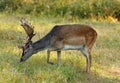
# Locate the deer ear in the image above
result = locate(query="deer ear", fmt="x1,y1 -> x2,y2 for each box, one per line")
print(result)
29,44 -> 33,49
29,41 -> 32,44
27,41 -> 32,46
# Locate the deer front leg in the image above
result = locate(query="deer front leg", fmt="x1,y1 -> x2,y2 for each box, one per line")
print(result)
47,47 -> 62,65
57,51 -> 61,66
47,50 -> 53,64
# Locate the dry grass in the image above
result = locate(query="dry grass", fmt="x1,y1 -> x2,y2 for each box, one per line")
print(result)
0,14 -> 120,83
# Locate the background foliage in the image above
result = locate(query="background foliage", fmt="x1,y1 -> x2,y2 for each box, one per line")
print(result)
0,0 -> 120,20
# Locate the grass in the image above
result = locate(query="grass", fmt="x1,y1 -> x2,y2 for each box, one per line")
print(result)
0,14 -> 120,83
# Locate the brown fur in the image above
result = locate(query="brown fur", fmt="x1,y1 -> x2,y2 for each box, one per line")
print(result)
49,24 -> 97,52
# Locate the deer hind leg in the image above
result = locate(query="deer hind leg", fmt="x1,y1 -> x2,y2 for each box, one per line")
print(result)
80,46 -> 91,73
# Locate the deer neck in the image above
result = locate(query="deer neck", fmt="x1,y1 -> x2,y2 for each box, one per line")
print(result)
32,35 -> 51,53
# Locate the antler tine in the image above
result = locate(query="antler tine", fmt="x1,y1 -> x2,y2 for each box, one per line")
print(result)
21,18 -> 33,28
20,18 -> 35,43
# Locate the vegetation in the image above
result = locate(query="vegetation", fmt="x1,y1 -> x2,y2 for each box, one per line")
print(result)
0,0 -> 120,20
0,0 -> 120,83
0,14 -> 120,83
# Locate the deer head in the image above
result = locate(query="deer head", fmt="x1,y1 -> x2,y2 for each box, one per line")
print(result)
19,18 -> 35,62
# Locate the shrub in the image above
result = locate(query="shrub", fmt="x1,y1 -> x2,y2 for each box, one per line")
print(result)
0,0 -> 120,20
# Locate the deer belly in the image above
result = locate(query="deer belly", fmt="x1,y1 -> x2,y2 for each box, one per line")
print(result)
63,45 -> 83,50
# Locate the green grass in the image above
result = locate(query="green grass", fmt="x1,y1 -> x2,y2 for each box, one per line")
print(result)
0,14 -> 120,83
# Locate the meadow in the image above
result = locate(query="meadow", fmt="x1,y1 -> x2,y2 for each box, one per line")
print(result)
0,14 -> 120,83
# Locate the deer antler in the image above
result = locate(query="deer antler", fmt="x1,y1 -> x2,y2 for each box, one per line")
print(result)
20,18 -> 35,44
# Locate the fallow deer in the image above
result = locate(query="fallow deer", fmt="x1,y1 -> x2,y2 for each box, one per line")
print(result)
18,18 -> 97,73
